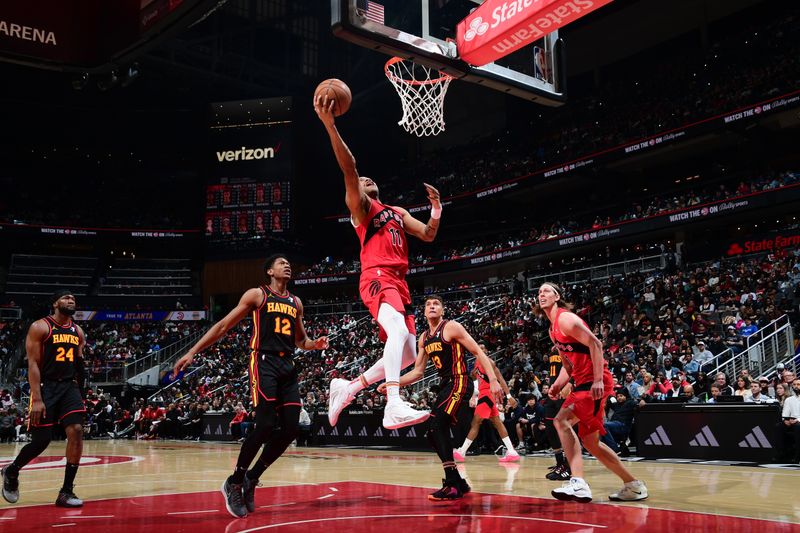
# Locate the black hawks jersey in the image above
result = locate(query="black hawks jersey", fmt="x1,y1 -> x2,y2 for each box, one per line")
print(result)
548,350 -> 563,385
422,320 -> 468,380
251,286 -> 298,357
42,316 -> 81,381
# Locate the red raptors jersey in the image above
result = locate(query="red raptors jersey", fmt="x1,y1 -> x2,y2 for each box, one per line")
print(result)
353,198 -> 409,274
549,307 -> 609,386
475,360 -> 492,396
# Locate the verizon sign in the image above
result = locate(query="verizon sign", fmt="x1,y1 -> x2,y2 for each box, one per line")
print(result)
456,0 -> 613,67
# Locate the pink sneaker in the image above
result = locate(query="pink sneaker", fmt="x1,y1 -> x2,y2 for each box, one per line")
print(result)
453,450 -> 465,462
498,452 -> 520,463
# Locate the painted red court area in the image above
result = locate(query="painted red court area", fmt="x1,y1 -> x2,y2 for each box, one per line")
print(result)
3,481 -> 798,533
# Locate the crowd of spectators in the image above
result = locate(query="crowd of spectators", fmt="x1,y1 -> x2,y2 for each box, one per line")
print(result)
377,10 -> 799,206
299,170 -> 799,277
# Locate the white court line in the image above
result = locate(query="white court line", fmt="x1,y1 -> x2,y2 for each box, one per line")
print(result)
237,514 -> 607,533
350,480 -> 800,526
366,496 -> 383,499
316,494 -> 335,500
0,517 -> 15,520
329,487 -> 338,492
259,502 -> 296,509
51,524 -> 76,528
167,509 -> 219,515
60,514 -> 114,520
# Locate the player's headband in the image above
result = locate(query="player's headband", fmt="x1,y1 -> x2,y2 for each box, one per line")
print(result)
541,282 -> 560,296
51,289 -> 75,304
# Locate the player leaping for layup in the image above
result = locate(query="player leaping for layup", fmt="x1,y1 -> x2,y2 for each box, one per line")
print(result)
538,282 -> 648,503
315,93 -> 442,430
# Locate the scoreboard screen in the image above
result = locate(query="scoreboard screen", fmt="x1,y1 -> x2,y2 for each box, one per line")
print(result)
206,97 -> 293,249
205,181 -> 292,239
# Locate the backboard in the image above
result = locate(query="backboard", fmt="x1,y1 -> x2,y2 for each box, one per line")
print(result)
331,0 -> 566,105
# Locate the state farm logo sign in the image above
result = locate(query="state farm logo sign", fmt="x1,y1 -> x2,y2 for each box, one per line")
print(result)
464,17 -> 490,41
726,232 -> 800,256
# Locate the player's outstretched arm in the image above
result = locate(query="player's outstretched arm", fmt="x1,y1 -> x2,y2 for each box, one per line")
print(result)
559,312 -> 605,399
313,94 -> 370,224
395,183 -> 442,243
294,296 -> 329,351
172,288 -> 262,377
446,321 -> 503,402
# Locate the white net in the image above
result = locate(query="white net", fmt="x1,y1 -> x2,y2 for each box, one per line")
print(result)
384,57 -> 454,137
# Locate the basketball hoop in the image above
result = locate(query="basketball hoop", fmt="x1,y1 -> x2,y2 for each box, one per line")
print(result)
384,57 -> 454,137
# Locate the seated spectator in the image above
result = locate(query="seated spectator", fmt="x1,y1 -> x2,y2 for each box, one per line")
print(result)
693,341 -> 714,367
776,383 -> 791,407
665,375 -> 685,399
681,352 -> 701,377
734,376 -> 753,401
229,405 -> 250,442
739,317 -> 759,338
601,389 -> 637,456
747,381 -> 775,404
705,384 -> 722,403
681,385 -> 699,403
713,373 -> 734,396
724,326 -> 744,355
647,372 -> 670,400
0,408 -> 15,443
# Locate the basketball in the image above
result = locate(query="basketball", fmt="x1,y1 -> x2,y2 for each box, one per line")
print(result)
314,78 -> 352,117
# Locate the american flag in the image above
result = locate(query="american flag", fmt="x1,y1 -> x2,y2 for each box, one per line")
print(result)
357,0 -> 385,25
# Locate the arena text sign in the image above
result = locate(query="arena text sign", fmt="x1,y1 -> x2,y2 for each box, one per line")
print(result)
456,0 -> 612,66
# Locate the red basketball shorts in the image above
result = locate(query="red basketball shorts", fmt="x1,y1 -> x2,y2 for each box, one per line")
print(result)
562,374 -> 614,438
359,267 -> 415,341
475,394 -> 500,419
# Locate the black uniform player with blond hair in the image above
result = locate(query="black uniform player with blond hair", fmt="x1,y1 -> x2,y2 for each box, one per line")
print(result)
2,290 -> 87,508
173,254 -> 328,519
383,295 -> 503,501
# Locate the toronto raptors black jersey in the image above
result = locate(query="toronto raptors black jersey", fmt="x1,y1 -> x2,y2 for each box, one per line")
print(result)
251,286 -> 298,356
42,316 -> 81,381
423,320 -> 468,380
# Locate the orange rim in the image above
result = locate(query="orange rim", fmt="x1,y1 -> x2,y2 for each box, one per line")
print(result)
384,57 -> 454,86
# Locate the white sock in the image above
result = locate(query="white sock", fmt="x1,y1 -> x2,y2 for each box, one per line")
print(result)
355,332 -> 417,392
458,438 -> 473,455
376,304 -> 408,404
502,436 -> 516,453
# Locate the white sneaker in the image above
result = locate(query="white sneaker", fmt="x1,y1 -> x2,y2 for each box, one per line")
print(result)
328,378 -> 355,427
382,400 -> 430,429
609,480 -> 648,501
551,477 -> 592,503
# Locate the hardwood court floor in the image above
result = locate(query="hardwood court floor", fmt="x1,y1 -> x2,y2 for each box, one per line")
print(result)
1,440 -> 799,532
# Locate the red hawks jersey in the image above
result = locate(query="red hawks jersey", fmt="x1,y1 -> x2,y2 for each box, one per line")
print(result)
475,360 -> 492,396
548,307 -> 609,386
353,198 -> 409,275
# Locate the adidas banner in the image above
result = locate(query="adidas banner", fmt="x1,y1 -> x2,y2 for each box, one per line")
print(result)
313,410 -> 466,448
636,404 -> 781,462
202,413 -> 236,441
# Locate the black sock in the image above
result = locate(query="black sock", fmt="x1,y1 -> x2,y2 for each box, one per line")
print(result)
62,463 -> 79,492
246,459 -> 267,481
229,466 -> 248,485
555,450 -> 565,467
443,463 -> 460,485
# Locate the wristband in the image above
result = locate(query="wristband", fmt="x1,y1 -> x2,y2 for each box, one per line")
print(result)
430,206 -> 442,220
506,394 -> 512,400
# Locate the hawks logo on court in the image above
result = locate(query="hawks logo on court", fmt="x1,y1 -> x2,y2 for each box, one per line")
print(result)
0,455 -> 141,471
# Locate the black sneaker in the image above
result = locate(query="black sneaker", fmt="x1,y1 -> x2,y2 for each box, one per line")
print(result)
428,479 -> 463,501
546,464 -> 571,481
221,478 -> 247,518
458,477 -> 471,494
55,490 -> 83,508
1,465 -> 19,504
242,476 -> 259,513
